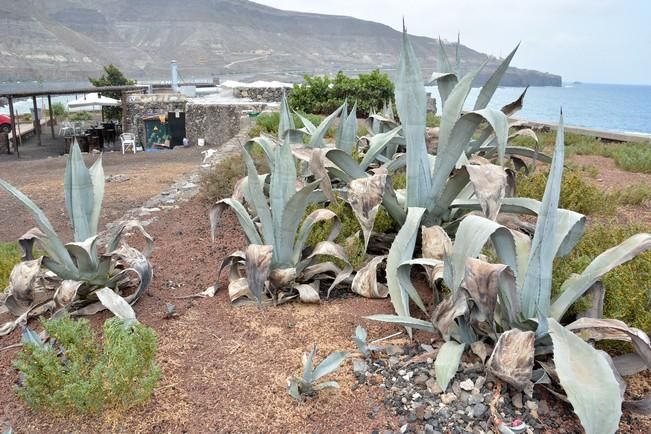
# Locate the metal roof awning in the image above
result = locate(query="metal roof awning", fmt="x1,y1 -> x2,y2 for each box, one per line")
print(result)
0,84 -> 147,99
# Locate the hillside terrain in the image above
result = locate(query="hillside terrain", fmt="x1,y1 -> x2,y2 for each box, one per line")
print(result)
0,0 -> 561,85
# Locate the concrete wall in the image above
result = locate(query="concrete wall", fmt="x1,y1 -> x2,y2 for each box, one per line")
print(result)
185,103 -> 244,147
232,86 -> 291,102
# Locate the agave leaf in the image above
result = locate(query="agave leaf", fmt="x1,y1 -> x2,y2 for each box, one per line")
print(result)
548,318 -> 622,434
446,215 -> 516,291
95,287 -> 136,320
244,244 -> 273,305
304,241 -> 352,297
312,351 -> 348,382
295,283 -> 320,304
245,136 -> 277,170
466,163 -> 507,220
565,317 -> 651,370
364,314 -> 435,332
313,380 -> 340,391
293,110 -> 317,135
5,259 -> 42,314
474,44 -> 520,110
351,255 -> 388,298
348,171 -> 387,251
486,329 -> 535,390
293,209 -> 339,263
623,397 -> 651,415
435,340 -> 465,391
431,288 -> 468,341
421,225 -> 451,284
212,202 -> 262,248
303,345 -> 317,384
359,126 -> 403,170
396,28 -> 432,209
387,207 -> 427,328
520,113 -> 564,317
325,149 -> 367,180
432,38 -> 458,105
240,148 -> 274,247
0,179 -> 75,270
462,258 -> 512,326
308,148 -> 337,204
276,180 -> 321,267
228,277 -> 251,302
278,92 -> 295,143
65,236 -> 99,274
336,101 -> 358,154
551,233 -> 651,321
21,326 -> 44,347
270,141 -> 297,247
52,280 -> 83,309
309,104 -> 344,148
501,87 -> 528,117
64,142 -> 94,241
87,155 -> 104,236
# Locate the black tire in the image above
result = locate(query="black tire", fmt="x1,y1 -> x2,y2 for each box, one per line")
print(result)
0,124 -> 10,133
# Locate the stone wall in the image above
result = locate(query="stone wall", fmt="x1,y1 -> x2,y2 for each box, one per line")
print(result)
185,103 -> 244,147
232,86 -> 291,102
123,94 -> 187,146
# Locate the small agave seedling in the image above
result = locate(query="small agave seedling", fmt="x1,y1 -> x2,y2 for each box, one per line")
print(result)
287,345 -> 348,400
351,325 -> 381,357
0,142 -> 151,335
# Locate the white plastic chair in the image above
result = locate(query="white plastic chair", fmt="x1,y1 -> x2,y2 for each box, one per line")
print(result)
120,133 -> 136,154
58,121 -> 74,137
72,121 -> 84,135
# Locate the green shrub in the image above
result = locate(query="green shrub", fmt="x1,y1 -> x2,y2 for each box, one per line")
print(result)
248,111 -> 324,138
516,169 -> 616,215
303,197 -> 398,270
0,242 -> 21,290
200,150 -> 266,203
613,144 -> 651,173
51,102 -> 67,118
69,111 -> 93,121
14,315 -> 160,414
289,70 -> 394,117
551,223 -> 651,335
426,113 -> 440,128
615,183 -> 651,206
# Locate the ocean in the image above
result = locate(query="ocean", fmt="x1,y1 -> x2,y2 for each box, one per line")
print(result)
426,82 -> 651,135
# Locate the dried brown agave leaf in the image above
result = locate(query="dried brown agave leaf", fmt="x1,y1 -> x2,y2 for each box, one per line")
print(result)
296,283 -> 320,304
269,267 -> 297,290
486,329 -> 535,390
309,148 -> 337,204
245,244 -> 273,304
421,225 -> 451,285
431,290 -> 468,341
18,227 -> 46,261
351,255 -> 389,298
53,280 -> 83,310
470,340 -> 492,364
228,277 -> 252,303
461,258 -> 510,325
305,241 -> 353,297
347,171 -> 388,251
566,317 -> 651,370
465,163 -> 507,221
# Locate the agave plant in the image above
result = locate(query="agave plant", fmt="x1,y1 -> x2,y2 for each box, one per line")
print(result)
287,344 -> 348,400
204,125 -> 352,304
369,119 -> 651,433
0,143 -> 152,336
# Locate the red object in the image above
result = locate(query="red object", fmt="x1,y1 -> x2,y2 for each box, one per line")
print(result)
0,114 -> 12,133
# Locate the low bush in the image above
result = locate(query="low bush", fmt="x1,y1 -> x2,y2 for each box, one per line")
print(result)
51,102 -> 67,118
248,111 -> 324,138
0,242 -> 21,290
289,70 -> 394,117
426,113 -> 441,128
551,223 -> 651,336
200,150 -> 266,203
516,169 -> 616,215
615,183 -> 651,206
613,144 -> 651,173
14,315 -> 160,414
69,111 -> 93,121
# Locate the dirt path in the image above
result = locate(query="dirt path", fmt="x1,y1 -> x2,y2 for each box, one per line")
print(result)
0,147 -> 208,243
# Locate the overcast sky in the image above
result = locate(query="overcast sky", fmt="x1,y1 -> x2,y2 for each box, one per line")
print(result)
253,0 -> 651,85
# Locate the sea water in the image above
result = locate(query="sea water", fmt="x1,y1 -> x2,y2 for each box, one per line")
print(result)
426,83 -> 651,135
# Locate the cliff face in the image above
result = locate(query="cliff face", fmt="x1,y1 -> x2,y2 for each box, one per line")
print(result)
0,0 -> 561,86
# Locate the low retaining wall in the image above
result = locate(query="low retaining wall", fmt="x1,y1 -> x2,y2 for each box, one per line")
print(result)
232,86 -> 292,102
123,94 -> 187,146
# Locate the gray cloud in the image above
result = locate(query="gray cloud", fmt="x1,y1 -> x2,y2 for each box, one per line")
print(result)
253,0 -> 651,85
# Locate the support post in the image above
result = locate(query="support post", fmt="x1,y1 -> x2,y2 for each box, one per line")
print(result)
32,95 -> 42,146
8,96 -> 18,157
48,95 -> 55,139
